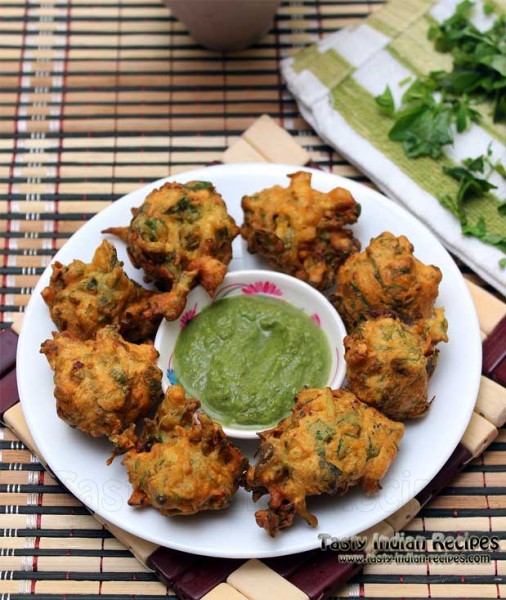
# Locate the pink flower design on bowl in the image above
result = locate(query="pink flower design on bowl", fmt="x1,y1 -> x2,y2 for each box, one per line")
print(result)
311,313 -> 321,327
241,281 -> 283,297
180,303 -> 198,328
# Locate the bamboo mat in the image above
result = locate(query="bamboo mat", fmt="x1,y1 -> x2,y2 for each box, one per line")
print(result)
1,0 -> 505,598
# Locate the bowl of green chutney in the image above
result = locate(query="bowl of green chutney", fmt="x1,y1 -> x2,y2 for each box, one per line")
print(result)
154,269 -> 347,439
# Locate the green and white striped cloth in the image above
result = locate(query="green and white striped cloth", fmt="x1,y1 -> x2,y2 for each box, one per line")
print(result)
281,0 -> 506,295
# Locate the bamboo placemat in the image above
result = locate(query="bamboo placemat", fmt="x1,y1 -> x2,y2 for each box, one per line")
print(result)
1,0 -> 506,598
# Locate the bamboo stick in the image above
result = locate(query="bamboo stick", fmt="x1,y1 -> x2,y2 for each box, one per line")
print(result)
461,412 -> 498,458
406,516 -> 492,532
474,376 -> 506,427
93,512 -> 157,568
101,581 -> 168,595
0,200 -> 112,214
0,513 -> 103,530
362,583 -> 499,598
428,495 -> 490,509
0,470 -> 56,486
466,279 -> 506,335
202,584 -> 249,600
0,492 -> 82,507
385,498 -> 421,532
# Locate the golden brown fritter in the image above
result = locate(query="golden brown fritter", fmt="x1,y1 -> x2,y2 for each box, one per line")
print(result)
245,387 -> 404,536
40,327 -> 163,439
344,309 -> 448,420
333,232 -> 442,329
103,180 -> 239,299
41,240 -> 189,342
413,308 -> 449,376
241,171 -> 361,290
120,385 -> 247,517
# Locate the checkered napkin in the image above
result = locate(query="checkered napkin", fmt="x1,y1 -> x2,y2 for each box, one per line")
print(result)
281,0 -> 506,296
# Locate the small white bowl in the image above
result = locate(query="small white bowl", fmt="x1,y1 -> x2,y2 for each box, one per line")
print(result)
154,269 -> 347,439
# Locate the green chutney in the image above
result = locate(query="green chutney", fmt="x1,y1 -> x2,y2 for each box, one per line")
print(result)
173,294 -> 331,428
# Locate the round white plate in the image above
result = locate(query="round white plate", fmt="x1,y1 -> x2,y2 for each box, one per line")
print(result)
17,163 -> 482,559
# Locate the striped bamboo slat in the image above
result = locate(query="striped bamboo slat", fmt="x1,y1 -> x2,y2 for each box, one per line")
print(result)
0,0 -> 395,328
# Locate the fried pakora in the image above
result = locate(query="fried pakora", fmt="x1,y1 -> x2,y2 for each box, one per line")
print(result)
41,240 -> 190,342
103,181 -> 239,299
245,387 -> 404,536
344,310 -> 448,420
40,326 -> 163,439
333,232 -> 442,329
241,171 -> 361,290
413,307 -> 450,376
119,385 -> 247,516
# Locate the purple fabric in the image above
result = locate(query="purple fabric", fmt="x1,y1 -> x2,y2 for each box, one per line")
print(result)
0,367 -> 19,421
0,329 -> 18,377
147,547 -> 201,587
483,315 -> 506,386
172,558 -> 243,600
288,552 -> 364,599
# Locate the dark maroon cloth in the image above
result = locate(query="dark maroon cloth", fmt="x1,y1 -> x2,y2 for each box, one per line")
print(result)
0,367 -> 20,421
264,549 -> 317,578
172,558 -> 243,600
483,315 -> 506,386
0,328 -> 18,377
147,547 -> 201,587
491,358 -> 506,388
288,552 -> 364,599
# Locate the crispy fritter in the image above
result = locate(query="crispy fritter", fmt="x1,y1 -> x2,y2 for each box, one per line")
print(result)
40,327 -> 163,439
344,309 -> 448,420
103,181 -> 239,298
413,308 -> 449,376
333,232 -> 442,329
120,385 -> 247,516
245,387 -> 404,536
241,171 -> 361,290
41,240 -> 189,342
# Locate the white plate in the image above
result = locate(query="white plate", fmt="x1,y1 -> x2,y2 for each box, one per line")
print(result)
17,163 -> 482,559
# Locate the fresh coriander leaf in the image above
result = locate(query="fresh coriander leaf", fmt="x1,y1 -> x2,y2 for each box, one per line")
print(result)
443,166 -> 471,181
484,2 -> 495,15
499,257 -> 506,269
438,194 -> 460,217
493,88 -> 506,122
461,217 -> 506,253
462,216 -> 487,237
456,102 -> 468,132
443,164 -> 497,199
479,54 -> 506,77
375,86 -> 395,116
460,177 -> 495,209
453,98 -> 481,128
462,155 -> 485,172
402,77 -> 436,104
427,24 -> 439,40
494,162 -> 506,178
389,105 -> 453,158
433,68 -> 485,95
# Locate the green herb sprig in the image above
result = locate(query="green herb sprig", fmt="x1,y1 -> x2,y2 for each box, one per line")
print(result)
374,0 -> 506,266
439,149 -> 506,257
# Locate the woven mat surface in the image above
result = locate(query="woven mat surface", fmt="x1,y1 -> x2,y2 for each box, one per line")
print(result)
1,0 -> 505,598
